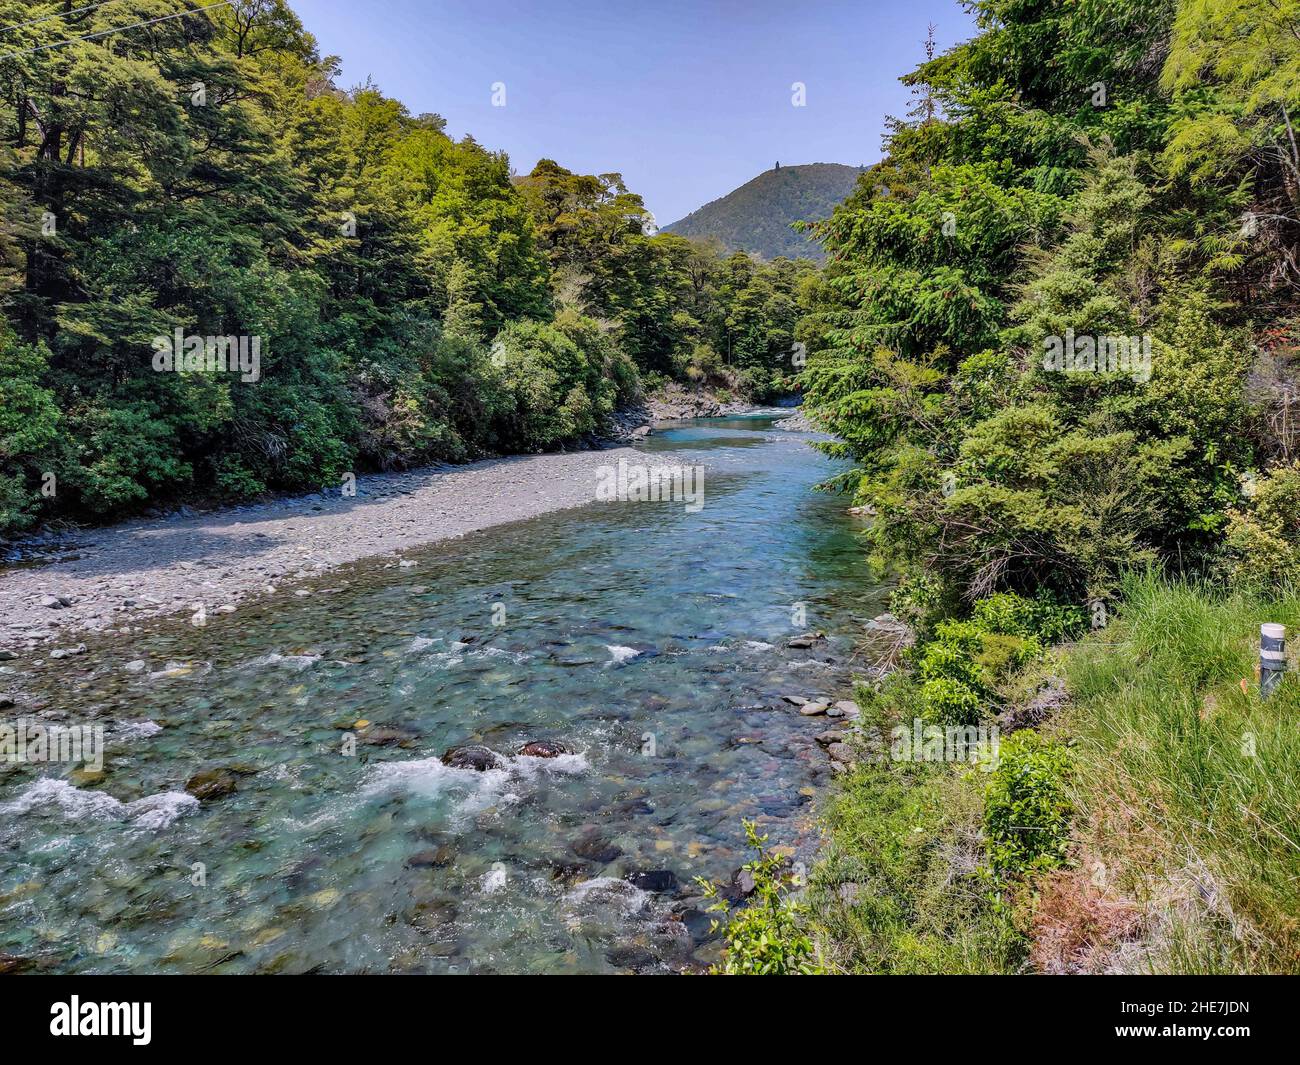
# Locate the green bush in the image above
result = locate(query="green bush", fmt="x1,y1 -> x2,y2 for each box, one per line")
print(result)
698,822 -> 822,975
1222,463 -> 1300,591
919,676 -> 983,725
983,730 -> 1072,879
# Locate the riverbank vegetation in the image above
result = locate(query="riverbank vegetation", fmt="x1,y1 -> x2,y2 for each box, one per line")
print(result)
780,0 -> 1300,975
0,1 -> 815,538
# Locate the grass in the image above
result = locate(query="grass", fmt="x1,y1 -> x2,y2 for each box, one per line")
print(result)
1060,573 -> 1300,973
807,573 -> 1300,974
807,680 -> 1025,974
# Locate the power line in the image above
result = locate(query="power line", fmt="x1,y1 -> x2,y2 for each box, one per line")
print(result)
0,1 -> 130,38
0,1 -> 236,61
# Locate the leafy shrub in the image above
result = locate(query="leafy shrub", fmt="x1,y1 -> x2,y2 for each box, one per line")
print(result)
983,730 -> 1072,879
697,822 -> 822,975
919,676 -> 982,725
1222,463 -> 1300,590
0,331 -> 61,536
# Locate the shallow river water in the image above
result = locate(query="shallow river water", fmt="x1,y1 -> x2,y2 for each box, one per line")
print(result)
0,415 -> 886,973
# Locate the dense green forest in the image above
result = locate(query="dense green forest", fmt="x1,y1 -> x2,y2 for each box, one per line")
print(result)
0,0 -> 815,537
783,0 -> 1300,974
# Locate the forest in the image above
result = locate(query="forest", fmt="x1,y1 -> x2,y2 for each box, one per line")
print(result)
0,0 -> 814,536
782,0 -> 1300,976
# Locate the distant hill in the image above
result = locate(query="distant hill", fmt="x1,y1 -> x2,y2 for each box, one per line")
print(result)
662,162 -> 867,262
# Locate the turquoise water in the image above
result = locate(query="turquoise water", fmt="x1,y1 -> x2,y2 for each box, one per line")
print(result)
0,415 -> 886,973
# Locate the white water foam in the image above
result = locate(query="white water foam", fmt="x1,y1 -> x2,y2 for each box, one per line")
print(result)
564,876 -> 651,917
606,645 -> 641,664
115,720 -> 163,741
2,778 -> 198,830
363,750 -> 589,822
243,652 -> 321,671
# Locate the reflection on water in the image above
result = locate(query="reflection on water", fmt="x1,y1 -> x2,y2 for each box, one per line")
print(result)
0,415 -> 885,973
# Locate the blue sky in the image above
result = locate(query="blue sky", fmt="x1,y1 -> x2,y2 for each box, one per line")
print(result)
292,1 -> 976,225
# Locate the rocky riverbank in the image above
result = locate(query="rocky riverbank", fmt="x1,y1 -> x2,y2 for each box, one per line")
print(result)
0,447 -> 650,654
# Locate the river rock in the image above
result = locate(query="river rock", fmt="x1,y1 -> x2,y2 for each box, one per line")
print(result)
732,868 -> 756,899
781,694 -> 807,706
49,644 -> 87,659
440,744 -> 506,772
185,767 -> 241,801
572,835 -> 623,863
0,694 -> 14,709
405,846 -> 454,869
0,649 -> 17,661
832,699 -> 861,719
826,742 -> 855,765
787,631 -> 825,649
517,740 -> 570,758
798,701 -> 830,716
624,869 -> 679,894
358,724 -> 418,748
815,730 -> 849,747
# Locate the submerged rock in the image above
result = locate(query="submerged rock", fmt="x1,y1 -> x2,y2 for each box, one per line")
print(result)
572,835 -> 623,864
358,724 -> 419,748
440,744 -> 506,772
624,869 -> 679,894
184,767 -> 242,801
405,846 -> 454,869
517,740 -> 570,758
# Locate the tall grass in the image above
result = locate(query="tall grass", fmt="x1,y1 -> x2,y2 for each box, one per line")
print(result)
1063,574 -> 1300,972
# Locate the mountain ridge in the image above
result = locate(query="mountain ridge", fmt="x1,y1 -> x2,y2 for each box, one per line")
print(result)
662,162 -> 867,261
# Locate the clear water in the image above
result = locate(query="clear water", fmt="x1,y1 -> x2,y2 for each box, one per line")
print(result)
0,415 -> 886,973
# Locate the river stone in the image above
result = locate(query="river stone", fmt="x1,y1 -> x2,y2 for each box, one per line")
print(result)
624,870 -> 679,894
185,767 -> 240,801
572,835 -> 623,863
0,650 -> 17,661
826,742 -> 855,765
517,740 -> 570,758
0,694 -> 14,709
732,868 -> 756,898
440,744 -> 506,772
815,730 -> 849,747
798,701 -> 830,716
781,694 -> 807,706
832,699 -> 861,719
358,724 -> 418,748
405,846 -> 454,869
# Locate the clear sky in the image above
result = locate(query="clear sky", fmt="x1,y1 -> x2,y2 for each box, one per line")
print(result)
291,0 -> 976,226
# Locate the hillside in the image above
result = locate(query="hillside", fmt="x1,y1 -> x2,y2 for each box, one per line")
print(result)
663,162 -> 866,261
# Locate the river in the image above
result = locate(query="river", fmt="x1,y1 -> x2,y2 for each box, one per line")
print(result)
0,414 -> 887,973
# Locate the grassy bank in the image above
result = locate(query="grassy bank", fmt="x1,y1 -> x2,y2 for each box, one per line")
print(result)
800,576 -> 1300,975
